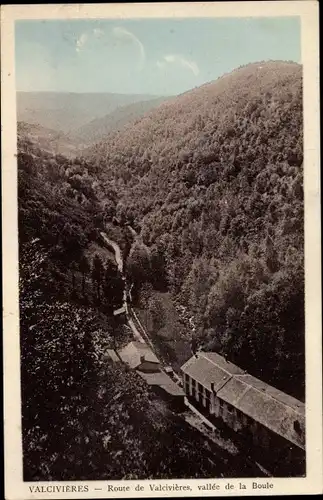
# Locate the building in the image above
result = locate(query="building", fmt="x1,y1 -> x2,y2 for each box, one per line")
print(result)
118,341 -> 184,411
118,341 -> 160,372
181,351 -> 305,475
138,370 -> 185,412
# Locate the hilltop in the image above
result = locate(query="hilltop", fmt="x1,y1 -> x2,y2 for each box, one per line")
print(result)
84,61 -> 304,399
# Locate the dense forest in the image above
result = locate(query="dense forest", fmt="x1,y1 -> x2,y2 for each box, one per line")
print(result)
20,214 -> 254,480
84,61 -> 305,399
18,124 -> 256,480
18,59 -> 305,479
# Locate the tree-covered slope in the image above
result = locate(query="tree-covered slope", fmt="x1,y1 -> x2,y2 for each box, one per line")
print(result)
85,61 -> 304,399
20,240 -> 256,480
73,96 -> 172,146
17,121 -> 81,157
19,134 -> 251,480
17,132 -> 110,259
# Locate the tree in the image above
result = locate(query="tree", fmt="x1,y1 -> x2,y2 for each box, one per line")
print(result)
79,255 -> 90,298
150,243 -> 168,291
126,242 -> 151,287
102,260 -> 124,313
91,254 -> 104,305
70,261 -> 78,297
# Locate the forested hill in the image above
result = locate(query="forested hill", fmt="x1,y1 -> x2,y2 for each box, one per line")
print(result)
19,123 -> 237,481
84,60 -> 304,399
72,96 -> 172,146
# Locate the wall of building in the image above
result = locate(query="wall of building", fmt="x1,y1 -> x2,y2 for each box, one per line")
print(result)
138,361 -> 160,373
153,386 -> 185,413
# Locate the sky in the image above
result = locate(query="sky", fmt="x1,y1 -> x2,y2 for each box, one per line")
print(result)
15,17 -> 301,96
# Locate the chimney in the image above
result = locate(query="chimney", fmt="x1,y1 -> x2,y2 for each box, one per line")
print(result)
211,382 -> 215,393
140,355 -> 145,364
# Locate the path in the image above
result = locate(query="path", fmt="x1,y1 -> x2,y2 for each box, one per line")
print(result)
100,231 -> 145,343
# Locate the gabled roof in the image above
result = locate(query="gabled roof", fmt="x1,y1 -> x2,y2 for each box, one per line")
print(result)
202,352 -> 246,376
181,351 -> 245,392
227,378 -> 305,450
138,371 -> 184,396
235,374 -> 305,416
181,352 -> 305,450
118,341 -> 159,369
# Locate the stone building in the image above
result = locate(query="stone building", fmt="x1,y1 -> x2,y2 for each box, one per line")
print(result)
181,351 -> 305,475
118,341 -> 184,411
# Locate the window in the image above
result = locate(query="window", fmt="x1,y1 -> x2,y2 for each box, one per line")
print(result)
227,404 -> 233,414
294,420 -> 302,435
183,374 -> 189,393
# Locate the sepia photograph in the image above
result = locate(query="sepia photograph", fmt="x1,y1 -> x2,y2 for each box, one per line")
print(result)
2,2 -> 321,499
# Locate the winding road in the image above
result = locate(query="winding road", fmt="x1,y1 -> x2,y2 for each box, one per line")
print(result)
100,231 -> 146,343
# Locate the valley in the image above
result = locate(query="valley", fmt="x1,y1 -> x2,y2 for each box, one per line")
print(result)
17,91 -> 171,155
18,60 -> 305,480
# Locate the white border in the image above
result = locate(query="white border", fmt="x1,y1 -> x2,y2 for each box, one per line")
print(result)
1,2 -> 322,499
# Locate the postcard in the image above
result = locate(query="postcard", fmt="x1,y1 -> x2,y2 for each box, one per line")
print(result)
1,2 -> 322,499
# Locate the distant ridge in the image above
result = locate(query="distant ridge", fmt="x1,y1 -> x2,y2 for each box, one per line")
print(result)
17,91 -> 169,134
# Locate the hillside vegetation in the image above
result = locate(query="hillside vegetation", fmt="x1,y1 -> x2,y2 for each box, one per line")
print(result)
72,96 -> 172,146
17,122 -> 80,157
85,61 -> 304,399
19,123 -> 258,480
21,240 -> 255,480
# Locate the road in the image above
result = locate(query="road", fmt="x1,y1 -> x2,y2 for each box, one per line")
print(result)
100,232 -> 123,273
100,231 -> 146,343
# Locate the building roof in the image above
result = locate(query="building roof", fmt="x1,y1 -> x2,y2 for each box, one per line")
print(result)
118,341 -> 160,369
181,352 -> 244,392
138,371 -> 184,396
105,349 -> 121,363
215,376 -> 248,406
235,374 -> 305,416
202,352 -> 246,376
181,352 -> 305,450
229,379 -> 305,450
